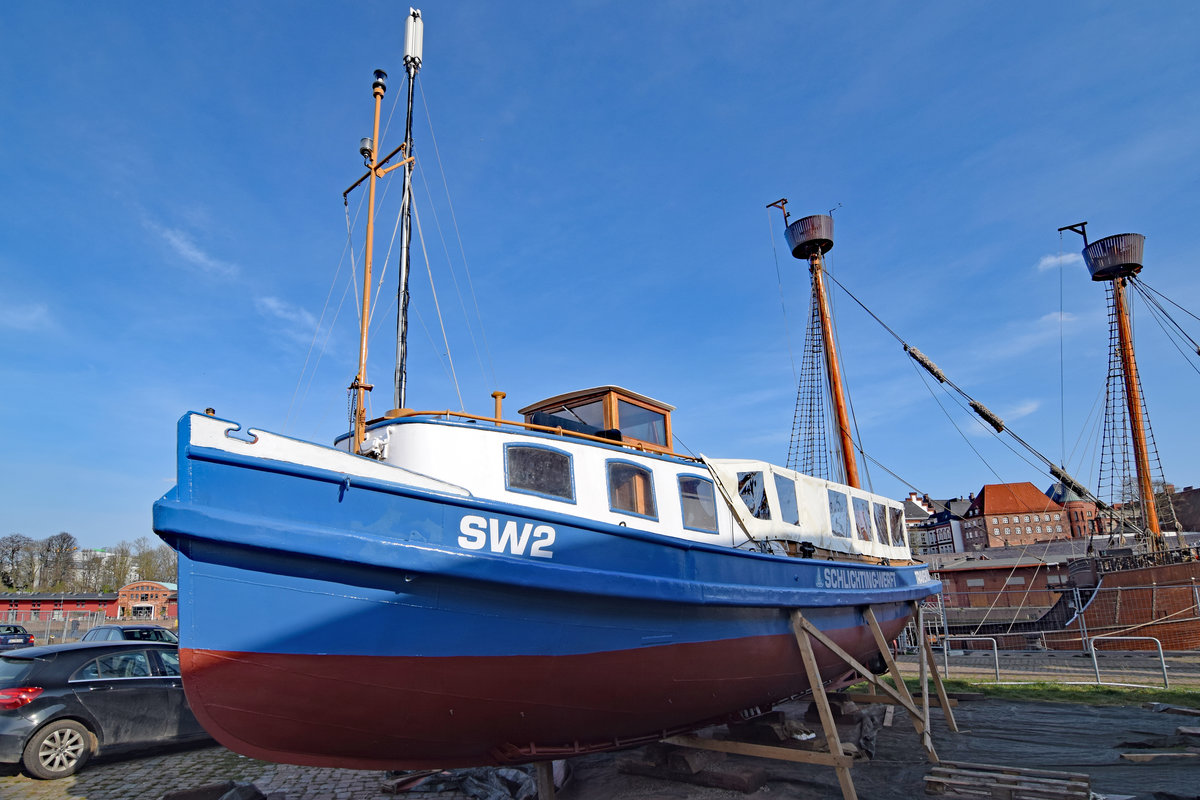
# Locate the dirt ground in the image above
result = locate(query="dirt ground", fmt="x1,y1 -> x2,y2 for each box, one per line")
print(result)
551,696 -> 1200,800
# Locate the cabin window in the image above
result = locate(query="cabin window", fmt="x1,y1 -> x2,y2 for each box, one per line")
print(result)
852,497 -> 872,542
966,578 -> 985,588
1006,577 -> 1026,586
773,474 -> 800,525
617,400 -> 667,446
607,460 -> 657,519
504,444 -> 575,502
888,507 -> 906,546
679,476 -> 718,533
827,490 -> 851,538
872,503 -> 889,545
737,471 -> 771,520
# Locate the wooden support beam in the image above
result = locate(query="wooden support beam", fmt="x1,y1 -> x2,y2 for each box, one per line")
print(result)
843,693 -> 956,708
790,610 -> 932,744
791,610 -> 858,800
863,605 -> 944,757
535,761 -> 555,800
663,734 -> 853,768
914,601 -> 959,734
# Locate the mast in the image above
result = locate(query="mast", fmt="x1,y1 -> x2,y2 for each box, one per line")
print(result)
1065,223 -> 1165,550
348,69 -> 389,454
771,200 -> 861,488
393,7 -> 423,412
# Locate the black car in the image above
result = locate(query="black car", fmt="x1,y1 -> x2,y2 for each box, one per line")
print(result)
0,626 -> 34,652
79,624 -> 178,643
0,641 -> 208,778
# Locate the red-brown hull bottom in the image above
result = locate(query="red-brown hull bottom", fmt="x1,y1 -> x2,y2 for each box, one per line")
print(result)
182,620 -> 900,769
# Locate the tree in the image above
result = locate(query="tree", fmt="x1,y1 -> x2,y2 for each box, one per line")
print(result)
100,541 -> 133,592
38,532 -> 79,591
0,534 -> 34,589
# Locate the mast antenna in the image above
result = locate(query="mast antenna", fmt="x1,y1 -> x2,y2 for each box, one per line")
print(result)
393,7 -> 424,412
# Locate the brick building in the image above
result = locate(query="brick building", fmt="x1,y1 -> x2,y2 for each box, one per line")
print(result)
116,580 -> 178,620
960,482 -> 1069,551
1045,482 -> 1102,538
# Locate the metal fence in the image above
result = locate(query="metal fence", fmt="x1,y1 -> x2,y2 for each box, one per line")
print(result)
898,588 -> 1200,688
2,610 -> 110,644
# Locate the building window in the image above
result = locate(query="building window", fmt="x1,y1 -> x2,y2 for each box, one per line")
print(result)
1054,514 -> 1061,521
1006,577 -> 1027,586
992,527 -> 999,535
991,517 -> 998,525
1001,516 -> 1008,524
1056,525 -> 1063,533
1026,526 -> 1032,534
1023,515 -> 1030,523
1004,527 -> 1010,535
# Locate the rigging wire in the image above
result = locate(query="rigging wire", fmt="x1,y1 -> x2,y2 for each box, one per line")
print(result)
1057,232 -> 1066,468
415,147 -> 490,389
418,81 -> 499,390
767,208 -> 800,388
412,199 -> 464,410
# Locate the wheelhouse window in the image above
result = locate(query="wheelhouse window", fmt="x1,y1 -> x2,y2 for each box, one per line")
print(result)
852,497 -> 872,542
888,507 -> 906,546
608,461 -> 657,519
737,471 -> 771,520
679,476 -> 718,533
828,490 -> 851,538
872,503 -> 889,545
617,400 -> 667,446
773,474 -> 800,525
505,444 -> 575,502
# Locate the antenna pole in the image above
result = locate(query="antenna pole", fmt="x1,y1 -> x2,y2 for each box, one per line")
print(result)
394,8 -> 423,411
350,70 -> 388,454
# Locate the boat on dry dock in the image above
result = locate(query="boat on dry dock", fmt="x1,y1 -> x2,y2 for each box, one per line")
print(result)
152,9 -> 939,770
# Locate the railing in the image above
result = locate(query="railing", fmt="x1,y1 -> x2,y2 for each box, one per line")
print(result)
1089,635 -> 1169,689
939,636 -> 1000,681
1094,545 -> 1200,575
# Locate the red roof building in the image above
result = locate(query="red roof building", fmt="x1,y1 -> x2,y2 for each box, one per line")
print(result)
960,482 -> 1069,551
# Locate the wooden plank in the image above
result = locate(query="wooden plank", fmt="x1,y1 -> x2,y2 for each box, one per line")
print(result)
924,775 -> 1089,800
929,768 -> 1090,790
938,761 -> 1091,782
535,760 -> 555,800
1120,752 -> 1200,763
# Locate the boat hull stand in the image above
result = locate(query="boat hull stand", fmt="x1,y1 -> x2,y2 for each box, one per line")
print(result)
153,412 -> 941,770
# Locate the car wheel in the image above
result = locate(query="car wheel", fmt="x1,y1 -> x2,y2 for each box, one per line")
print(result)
22,719 -> 93,779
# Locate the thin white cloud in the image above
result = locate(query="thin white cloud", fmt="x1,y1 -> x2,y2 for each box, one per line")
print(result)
145,219 -> 238,278
982,311 -> 1078,360
1,300 -> 53,331
1036,252 -> 1084,272
256,296 -> 319,347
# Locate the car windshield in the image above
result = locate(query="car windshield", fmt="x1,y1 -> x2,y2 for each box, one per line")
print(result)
126,628 -> 178,643
0,656 -> 35,684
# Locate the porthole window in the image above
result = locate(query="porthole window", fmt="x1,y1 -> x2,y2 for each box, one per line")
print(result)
679,476 -> 718,533
608,461 -> 657,519
505,444 -> 574,502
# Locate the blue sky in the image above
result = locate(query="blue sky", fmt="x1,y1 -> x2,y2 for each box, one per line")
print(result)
2,2 -> 1198,549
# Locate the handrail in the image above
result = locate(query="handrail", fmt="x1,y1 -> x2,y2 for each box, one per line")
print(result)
369,409 -> 699,461
1089,635 -> 1169,689
939,636 -> 1000,682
